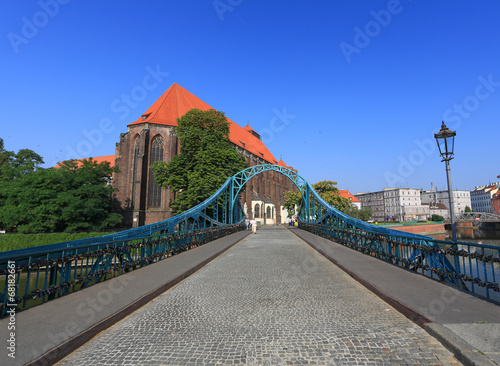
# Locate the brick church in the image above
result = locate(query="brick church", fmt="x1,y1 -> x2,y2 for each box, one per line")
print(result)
103,83 -> 297,228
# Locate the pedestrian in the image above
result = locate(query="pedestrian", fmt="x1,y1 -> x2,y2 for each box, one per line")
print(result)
251,218 -> 257,234
245,218 -> 250,230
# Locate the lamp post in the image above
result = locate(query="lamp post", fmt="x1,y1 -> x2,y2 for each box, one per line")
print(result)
434,121 -> 457,243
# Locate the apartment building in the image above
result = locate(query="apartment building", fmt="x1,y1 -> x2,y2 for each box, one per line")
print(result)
356,188 -> 428,222
470,183 -> 500,213
355,191 -> 385,221
421,189 -> 471,216
492,192 -> 500,216
383,188 -> 427,222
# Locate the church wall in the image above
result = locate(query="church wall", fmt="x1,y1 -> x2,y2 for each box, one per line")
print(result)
113,123 -> 178,227
113,123 -> 297,228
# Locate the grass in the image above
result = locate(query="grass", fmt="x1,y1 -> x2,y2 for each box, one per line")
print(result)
0,232 -> 115,253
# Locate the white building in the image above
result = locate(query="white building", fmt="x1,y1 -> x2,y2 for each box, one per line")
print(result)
383,188 -> 427,222
421,202 -> 450,219
470,183 -> 500,213
249,195 -> 278,225
357,188 -> 428,222
421,189 -> 471,217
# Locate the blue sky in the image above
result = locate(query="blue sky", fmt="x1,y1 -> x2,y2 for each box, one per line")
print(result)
1,1 -> 499,195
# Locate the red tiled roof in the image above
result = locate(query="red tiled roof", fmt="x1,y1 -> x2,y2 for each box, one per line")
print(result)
277,159 -> 288,168
128,83 -> 279,164
55,155 -> 115,168
339,190 -> 360,203
277,158 -> 296,171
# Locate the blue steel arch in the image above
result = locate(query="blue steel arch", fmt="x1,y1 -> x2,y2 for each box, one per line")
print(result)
299,180 -> 464,288
228,164 -> 310,222
3,164 -> 497,316
227,166 -> 463,289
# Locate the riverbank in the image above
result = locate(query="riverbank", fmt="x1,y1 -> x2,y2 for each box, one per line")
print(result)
381,223 -> 446,235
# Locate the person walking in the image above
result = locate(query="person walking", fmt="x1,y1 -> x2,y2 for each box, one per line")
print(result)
250,218 -> 257,234
245,218 -> 250,230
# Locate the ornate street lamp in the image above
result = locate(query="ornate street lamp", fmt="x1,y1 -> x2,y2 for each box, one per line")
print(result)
434,121 -> 457,243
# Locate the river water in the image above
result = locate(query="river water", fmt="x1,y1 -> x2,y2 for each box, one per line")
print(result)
427,227 -> 500,302
429,227 -> 500,247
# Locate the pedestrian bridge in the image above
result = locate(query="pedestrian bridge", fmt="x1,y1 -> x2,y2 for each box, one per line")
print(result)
1,226 -> 499,365
0,164 -> 499,364
455,211 -> 500,222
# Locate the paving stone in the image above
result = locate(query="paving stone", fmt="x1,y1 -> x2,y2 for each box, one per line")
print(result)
56,227 -> 461,365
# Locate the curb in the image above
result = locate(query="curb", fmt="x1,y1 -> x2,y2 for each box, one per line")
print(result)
425,323 -> 496,366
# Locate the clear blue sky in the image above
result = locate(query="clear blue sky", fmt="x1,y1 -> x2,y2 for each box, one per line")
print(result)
2,1 -> 499,194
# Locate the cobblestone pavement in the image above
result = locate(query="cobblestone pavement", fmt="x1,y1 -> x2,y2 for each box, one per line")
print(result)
56,227 -> 461,365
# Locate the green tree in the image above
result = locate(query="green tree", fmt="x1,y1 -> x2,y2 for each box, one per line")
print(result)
0,168 -> 63,233
0,138 -> 44,181
152,109 -> 248,213
345,206 -> 373,222
0,138 -> 14,179
464,205 -> 472,212
0,139 -> 45,228
0,157 -> 122,233
431,214 -> 444,222
56,158 -> 122,232
283,180 -> 352,217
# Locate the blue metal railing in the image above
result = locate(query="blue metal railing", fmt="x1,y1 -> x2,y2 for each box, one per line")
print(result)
298,181 -> 500,302
0,172 -> 248,316
1,164 -> 498,317
0,224 -> 244,316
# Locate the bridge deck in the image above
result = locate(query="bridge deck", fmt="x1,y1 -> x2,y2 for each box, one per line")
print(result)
54,226 -> 463,365
1,226 -> 498,365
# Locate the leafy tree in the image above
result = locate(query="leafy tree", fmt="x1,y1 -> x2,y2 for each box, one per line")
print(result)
0,138 -> 14,179
0,138 -> 44,181
345,206 -> 373,222
0,139 -> 45,227
152,109 -> 248,213
431,214 -> 444,222
464,205 -> 472,212
0,157 -> 122,233
56,158 -> 122,232
283,180 -> 352,217
0,168 -> 63,233
283,190 -> 302,217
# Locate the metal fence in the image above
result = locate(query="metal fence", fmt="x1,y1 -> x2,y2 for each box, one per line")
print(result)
0,224 -> 244,316
300,223 -> 500,302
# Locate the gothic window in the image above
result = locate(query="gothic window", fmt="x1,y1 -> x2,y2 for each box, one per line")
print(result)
148,135 -> 164,208
131,136 -> 140,209
266,206 -> 272,219
254,204 -> 260,218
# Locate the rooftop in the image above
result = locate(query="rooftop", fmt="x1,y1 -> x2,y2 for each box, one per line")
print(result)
128,83 -> 283,166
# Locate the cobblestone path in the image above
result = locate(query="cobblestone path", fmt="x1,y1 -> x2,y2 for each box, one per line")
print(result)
57,227 -> 461,365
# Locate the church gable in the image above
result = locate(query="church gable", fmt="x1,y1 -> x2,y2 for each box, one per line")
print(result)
128,83 -> 279,165
111,83 -> 296,228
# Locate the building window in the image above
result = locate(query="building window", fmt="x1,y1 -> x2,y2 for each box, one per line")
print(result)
148,135 -> 164,208
131,136 -> 140,210
266,206 -> 272,219
254,204 -> 260,218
